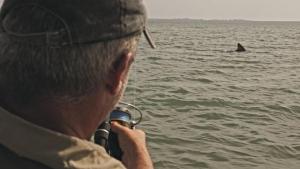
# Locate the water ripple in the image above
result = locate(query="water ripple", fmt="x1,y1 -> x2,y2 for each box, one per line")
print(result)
126,20 -> 300,169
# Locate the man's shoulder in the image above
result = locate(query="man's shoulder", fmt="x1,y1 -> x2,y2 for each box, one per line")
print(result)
0,144 -> 53,169
0,143 -> 126,169
0,107 -> 126,169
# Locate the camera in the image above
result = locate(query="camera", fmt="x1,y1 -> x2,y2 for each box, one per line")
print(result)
94,102 -> 142,160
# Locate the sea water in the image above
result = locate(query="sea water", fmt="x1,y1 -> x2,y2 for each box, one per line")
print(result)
124,19 -> 300,169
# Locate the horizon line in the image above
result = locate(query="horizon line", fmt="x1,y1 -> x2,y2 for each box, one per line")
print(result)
149,17 -> 300,22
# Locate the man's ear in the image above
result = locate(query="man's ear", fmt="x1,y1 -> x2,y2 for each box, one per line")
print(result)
106,52 -> 134,95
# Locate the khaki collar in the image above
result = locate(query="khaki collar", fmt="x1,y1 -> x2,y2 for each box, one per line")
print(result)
0,106 -> 123,169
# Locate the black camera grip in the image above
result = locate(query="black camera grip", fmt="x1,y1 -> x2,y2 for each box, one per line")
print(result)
94,120 -> 110,152
108,131 -> 123,160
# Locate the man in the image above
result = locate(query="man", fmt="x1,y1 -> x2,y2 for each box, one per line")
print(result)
0,0 -> 155,169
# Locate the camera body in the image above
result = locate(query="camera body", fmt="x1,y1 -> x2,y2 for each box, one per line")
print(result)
94,106 -> 139,160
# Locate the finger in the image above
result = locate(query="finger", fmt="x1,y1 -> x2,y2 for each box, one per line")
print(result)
111,121 -> 130,134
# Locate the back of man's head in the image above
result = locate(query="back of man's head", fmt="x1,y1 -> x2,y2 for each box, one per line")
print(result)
0,0 -> 148,106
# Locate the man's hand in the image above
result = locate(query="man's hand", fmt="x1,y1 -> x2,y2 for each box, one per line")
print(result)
111,122 -> 154,169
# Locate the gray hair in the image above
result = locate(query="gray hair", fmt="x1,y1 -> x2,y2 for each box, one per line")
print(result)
0,6 -> 139,105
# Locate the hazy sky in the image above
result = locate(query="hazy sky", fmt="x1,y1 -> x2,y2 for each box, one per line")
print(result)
0,0 -> 299,21
145,0 -> 300,21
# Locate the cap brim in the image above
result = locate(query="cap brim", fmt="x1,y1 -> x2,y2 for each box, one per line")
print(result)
143,28 -> 156,49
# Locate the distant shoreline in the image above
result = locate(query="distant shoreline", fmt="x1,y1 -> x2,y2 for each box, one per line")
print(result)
149,18 -> 300,23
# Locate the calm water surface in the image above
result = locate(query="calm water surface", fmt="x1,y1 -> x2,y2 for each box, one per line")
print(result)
124,20 -> 300,169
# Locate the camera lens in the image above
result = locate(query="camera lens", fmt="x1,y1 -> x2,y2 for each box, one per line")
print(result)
110,107 -> 132,128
